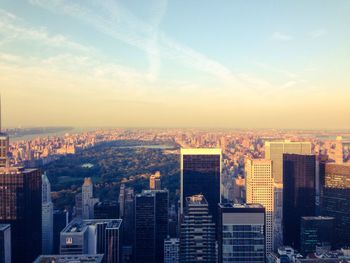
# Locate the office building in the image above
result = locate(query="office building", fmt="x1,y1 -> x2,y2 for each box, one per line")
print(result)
118,184 -> 125,218
321,163 -> 350,248
300,216 -> 334,255
33,254 -> 104,263
265,141 -> 311,250
164,237 -> 179,263
135,190 -> 169,263
0,98 -> 9,169
0,224 -> 11,263
218,203 -> 265,263
42,173 -> 54,254
245,159 -> 274,253
0,166 -> 42,263
180,148 -> 222,224
150,171 -> 162,190
122,187 -> 134,246
82,178 -> 99,219
94,201 -> 119,219
53,209 -> 69,254
179,195 -> 216,263
60,219 -> 122,263
283,154 -> 316,249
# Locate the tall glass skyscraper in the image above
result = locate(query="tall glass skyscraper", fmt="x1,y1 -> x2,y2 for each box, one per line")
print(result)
180,148 -> 222,223
218,203 -> 265,263
0,166 -> 42,263
135,190 -> 169,263
283,154 -> 316,249
321,163 -> 350,248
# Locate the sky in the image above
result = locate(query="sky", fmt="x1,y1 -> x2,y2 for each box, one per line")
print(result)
0,0 -> 349,129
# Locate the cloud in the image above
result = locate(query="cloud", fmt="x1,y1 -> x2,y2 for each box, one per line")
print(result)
310,29 -> 327,39
272,32 -> 293,41
28,0 -> 239,84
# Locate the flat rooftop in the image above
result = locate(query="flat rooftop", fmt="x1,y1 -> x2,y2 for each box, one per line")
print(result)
33,254 -> 104,263
301,216 -> 335,221
62,219 -> 122,234
219,203 -> 264,209
181,148 -> 222,155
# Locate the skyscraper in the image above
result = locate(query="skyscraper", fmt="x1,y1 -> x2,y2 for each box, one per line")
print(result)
300,216 -> 334,255
0,224 -> 11,263
0,97 -> 9,169
118,184 -> 125,218
0,166 -> 42,263
245,159 -> 274,253
94,201 -> 119,219
218,203 -> 265,263
265,141 -> 312,250
42,173 -> 53,254
82,177 -> 99,219
179,195 -> 216,263
320,163 -> 350,248
135,190 -> 169,263
60,219 -> 122,263
283,154 -> 316,249
53,209 -> 68,254
150,171 -> 161,190
180,148 -> 222,223
164,237 -> 179,263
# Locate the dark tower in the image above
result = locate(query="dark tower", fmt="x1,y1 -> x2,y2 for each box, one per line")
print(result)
283,154 -> 316,249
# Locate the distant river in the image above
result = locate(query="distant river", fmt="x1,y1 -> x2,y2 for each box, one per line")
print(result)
11,127 -> 94,142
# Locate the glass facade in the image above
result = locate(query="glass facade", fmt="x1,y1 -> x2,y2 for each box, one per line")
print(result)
283,154 -> 316,249
321,163 -> 350,248
181,151 -> 221,224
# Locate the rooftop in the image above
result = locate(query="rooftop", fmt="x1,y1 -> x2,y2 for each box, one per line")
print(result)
33,254 -> 104,263
0,224 -> 10,231
186,194 -> 207,205
219,203 -> 264,209
62,219 -> 122,234
181,148 -> 221,155
301,216 -> 335,221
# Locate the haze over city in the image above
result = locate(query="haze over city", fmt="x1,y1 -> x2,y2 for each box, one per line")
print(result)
1,0 -> 349,129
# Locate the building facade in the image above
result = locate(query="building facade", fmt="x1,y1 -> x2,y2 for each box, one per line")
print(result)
42,173 -> 53,254
0,224 -> 11,263
0,166 -> 42,263
179,195 -> 216,263
135,190 -> 169,263
180,148 -> 222,224
321,163 -> 350,248
218,204 -> 265,263
245,159 -> 274,253
164,237 -> 179,263
300,216 -> 334,255
283,154 -> 316,249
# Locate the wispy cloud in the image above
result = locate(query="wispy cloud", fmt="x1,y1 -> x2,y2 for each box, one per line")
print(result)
272,31 -> 293,41
310,29 -> 327,39
28,0 -> 239,84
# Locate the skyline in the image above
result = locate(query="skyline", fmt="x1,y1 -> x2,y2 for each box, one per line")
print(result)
0,0 -> 349,129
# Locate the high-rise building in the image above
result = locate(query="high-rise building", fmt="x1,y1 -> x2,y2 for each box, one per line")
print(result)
245,159 -> 274,253
265,141 -> 312,250
265,141 -> 312,184
135,190 -> 169,263
60,219 -> 122,263
0,166 -> 42,263
180,148 -> 222,224
320,163 -> 350,248
150,171 -> 162,190
164,237 -> 179,263
0,224 -> 11,263
283,154 -> 316,249
122,187 -> 134,246
94,201 -> 119,219
82,178 -> 99,219
0,97 -> 9,169
179,195 -> 216,263
218,203 -> 265,263
53,209 -> 68,254
118,184 -> 125,218
300,216 -> 334,255
42,173 -> 53,254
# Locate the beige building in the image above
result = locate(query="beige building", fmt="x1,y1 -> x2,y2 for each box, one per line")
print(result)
245,159 -> 274,253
